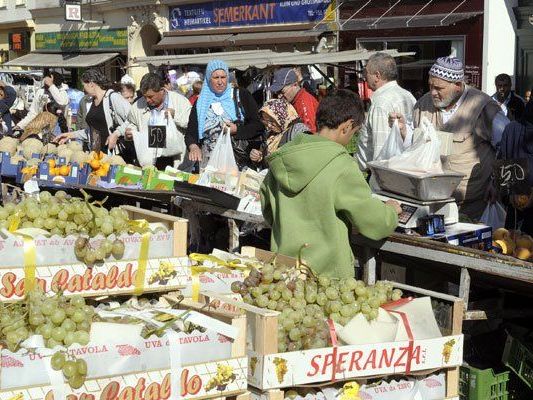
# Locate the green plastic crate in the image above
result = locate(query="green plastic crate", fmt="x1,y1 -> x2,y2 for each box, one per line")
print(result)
503,334 -> 533,389
460,365 -> 510,400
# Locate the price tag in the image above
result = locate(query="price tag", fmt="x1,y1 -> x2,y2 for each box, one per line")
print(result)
494,159 -> 529,194
148,125 -> 166,149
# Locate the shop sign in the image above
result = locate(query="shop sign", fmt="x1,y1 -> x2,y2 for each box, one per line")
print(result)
169,0 -> 335,31
35,28 -> 127,51
65,0 -> 82,21
8,32 -> 29,51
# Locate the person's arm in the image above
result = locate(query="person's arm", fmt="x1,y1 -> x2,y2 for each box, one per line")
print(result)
491,111 -> 510,151
234,89 -> 263,140
15,91 -> 41,129
335,164 -> 398,240
185,103 -> 199,148
0,99 -> 10,114
48,85 -> 69,106
172,93 -> 192,130
259,173 -> 274,227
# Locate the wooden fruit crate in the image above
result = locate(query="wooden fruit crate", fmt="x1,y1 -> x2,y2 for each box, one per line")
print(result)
0,294 -> 249,400
121,205 -> 188,257
209,247 -> 463,397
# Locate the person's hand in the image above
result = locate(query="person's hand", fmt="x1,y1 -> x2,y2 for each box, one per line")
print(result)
43,76 -> 53,87
53,132 -> 74,144
250,149 -> 263,162
165,108 -> 175,119
484,182 -> 498,204
106,132 -> 120,150
188,144 -> 202,162
389,112 -> 407,139
385,199 -> 403,215
510,191 -> 533,210
225,122 -> 238,135
125,127 -> 134,141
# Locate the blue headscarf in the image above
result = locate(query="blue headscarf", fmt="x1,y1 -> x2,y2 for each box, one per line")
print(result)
196,60 -> 237,139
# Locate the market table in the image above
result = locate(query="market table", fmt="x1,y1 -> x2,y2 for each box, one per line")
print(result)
352,232 -> 533,318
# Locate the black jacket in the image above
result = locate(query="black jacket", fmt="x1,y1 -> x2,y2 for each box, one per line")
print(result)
185,87 -> 263,148
505,92 -> 525,121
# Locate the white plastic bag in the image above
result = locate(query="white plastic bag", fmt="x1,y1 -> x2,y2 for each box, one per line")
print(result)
480,201 -> 507,229
197,128 -> 239,193
386,117 -> 443,174
134,109 -> 186,166
377,119 -> 404,161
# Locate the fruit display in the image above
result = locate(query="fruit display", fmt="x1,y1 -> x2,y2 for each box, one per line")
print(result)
492,228 -> 533,261
0,290 -> 93,388
231,253 -> 402,352
87,151 -> 126,178
0,190 -> 143,265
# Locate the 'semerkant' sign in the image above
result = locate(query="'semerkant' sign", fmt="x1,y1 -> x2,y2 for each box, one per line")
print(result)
169,0 -> 335,30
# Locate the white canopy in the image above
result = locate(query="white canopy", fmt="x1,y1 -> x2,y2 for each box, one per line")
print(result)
133,49 -> 414,70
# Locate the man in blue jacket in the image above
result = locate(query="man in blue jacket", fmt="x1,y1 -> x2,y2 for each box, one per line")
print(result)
0,82 -> 16,136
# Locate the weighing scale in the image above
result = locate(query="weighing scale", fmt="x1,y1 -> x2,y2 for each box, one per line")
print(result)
373,191 -> 459,230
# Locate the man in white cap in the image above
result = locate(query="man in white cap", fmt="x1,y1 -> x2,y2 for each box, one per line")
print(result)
394,56 -> 509,220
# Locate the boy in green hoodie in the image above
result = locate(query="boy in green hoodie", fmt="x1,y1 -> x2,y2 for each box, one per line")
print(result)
260,90 -> 401,278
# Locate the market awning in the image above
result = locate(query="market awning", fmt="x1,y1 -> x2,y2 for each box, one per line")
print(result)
3,52 -> 120,68
134,49 -> 414,70
153,30 -> 320,50
340,11 -> 483,30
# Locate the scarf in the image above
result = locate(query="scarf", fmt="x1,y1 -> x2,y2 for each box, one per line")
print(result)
196,60 -> 237,139
260,98 -> 300,154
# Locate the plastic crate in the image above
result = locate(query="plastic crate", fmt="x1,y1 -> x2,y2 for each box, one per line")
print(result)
459,365 -> 510,400
503,334 -> 533,389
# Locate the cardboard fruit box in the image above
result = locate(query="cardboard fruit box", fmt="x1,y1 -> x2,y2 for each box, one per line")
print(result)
0,297 -> 248,400
0,255 -> 248,302
209,247 -> 464,397
0,206 -> 188,268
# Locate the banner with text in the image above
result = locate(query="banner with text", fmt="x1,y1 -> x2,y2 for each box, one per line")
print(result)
169,0 -> 335,31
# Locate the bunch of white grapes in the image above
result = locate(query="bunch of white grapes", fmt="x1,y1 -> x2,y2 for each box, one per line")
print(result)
0,190 -> 132,265
0,290 -> 94,389
232,263 -> 402,352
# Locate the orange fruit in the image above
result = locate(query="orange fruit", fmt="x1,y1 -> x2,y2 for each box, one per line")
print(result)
97,151 -> 104,160
515,247 -> 531,260
96,168 -> 108,177
100,163 -> 110,174
89,159 -> 101,170
48,159 -> 56,169
493,228 -> 510,241
59,165 -> 70,176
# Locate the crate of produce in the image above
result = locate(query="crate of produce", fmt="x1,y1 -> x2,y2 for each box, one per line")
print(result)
205,247 -> 464,396
459,364 -> 509,400
502,333 -> 533,389
250,371 -> 453,400
0,292 -> 248,400
0,192 -> 188,268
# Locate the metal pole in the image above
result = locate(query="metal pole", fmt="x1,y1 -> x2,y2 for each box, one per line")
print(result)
340,0 -> 372,29
441,0 -> 467,25
406,0 -> 434,27
370,0 -> 402,27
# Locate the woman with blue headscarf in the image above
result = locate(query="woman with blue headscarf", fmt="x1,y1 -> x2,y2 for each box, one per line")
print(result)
185,59 -> 263,170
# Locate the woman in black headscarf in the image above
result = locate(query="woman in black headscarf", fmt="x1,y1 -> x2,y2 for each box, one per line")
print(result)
498,100 -> 533,235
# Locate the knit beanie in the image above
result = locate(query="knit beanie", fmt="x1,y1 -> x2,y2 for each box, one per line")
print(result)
429,56 -> 464,82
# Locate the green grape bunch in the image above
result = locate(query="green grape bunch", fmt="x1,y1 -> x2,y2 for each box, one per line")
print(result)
0,190 -> 134,266
231,260 -> 402,352
0,290 -> 95,389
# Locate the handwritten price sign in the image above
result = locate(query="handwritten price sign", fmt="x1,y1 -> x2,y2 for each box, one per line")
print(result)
148,125 -> 167,149
494,159 -> 529,194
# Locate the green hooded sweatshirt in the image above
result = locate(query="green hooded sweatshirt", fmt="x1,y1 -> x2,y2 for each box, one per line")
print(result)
260,134 -> 398,278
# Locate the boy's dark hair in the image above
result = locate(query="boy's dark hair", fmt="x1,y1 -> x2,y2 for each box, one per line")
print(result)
316,89 -> 364,131
140,73 -> 165,94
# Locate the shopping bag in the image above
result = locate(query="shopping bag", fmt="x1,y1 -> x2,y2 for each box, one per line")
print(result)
197,128 -> 239,193
377,119 -> 404,161
134,109 -> 186,166
480,201 -> 506,229
386,117 -> 443,174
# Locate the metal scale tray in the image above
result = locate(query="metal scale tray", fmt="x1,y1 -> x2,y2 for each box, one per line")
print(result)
367,161 -> 465,201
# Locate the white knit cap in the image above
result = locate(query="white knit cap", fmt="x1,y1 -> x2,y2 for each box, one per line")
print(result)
429,56 -> 464,82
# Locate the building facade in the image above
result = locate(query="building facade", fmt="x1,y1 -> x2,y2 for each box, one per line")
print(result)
0,0 -> 34,64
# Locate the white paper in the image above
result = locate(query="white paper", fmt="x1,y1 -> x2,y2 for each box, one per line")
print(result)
338,308 -> 399,345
